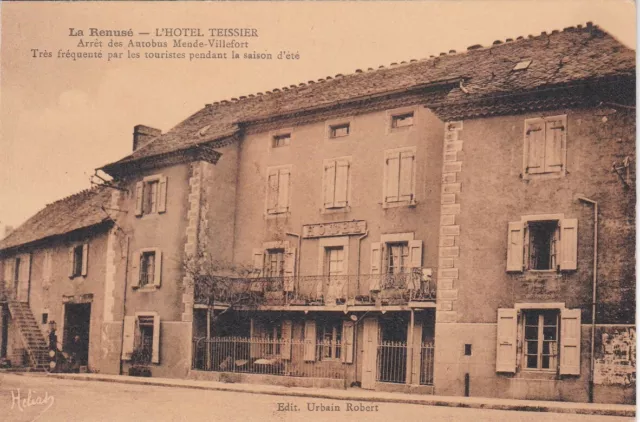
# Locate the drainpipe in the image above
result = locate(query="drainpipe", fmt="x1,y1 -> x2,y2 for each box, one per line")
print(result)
408,308 -> 415,385
356,231 -> 369,293
118,235 -> 131,376
286,232 -> 302,292
577,195 -> 598,403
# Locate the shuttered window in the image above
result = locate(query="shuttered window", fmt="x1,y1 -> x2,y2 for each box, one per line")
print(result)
69,243 -> 88,278
135,175 -> 168,217
384,147 -> 416,205
122,313 -> 160,364
266,166 -> 291,214
323,158 -> 350,209
524,116 -> 567,176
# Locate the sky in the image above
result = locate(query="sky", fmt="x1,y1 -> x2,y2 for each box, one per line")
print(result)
0,0 -> 636,234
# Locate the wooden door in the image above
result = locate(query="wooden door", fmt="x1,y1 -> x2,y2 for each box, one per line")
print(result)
361,317 -> 379,389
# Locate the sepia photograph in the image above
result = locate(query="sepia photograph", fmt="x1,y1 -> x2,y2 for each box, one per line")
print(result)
0,1 -> 636,420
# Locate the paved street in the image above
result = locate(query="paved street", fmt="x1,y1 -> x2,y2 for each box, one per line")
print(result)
0,373 -> 632,422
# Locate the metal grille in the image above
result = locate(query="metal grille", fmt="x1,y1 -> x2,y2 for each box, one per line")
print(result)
375,341 -> 435,385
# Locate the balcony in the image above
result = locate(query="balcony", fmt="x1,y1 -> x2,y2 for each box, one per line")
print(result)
194,272 -> 436,308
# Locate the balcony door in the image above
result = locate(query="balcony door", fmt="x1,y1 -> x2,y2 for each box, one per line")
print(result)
323,247 -> 346,304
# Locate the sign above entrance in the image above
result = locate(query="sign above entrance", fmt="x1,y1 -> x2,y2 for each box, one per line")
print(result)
302,220 -> 367,238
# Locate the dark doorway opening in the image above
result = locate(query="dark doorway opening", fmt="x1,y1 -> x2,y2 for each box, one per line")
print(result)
378,313 -> 409,383
1,306 -> 8,358
63,303 -> 91,366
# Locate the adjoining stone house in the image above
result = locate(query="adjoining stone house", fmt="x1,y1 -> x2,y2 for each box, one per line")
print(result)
0,187 -> 125,374
2,22 -> 634,404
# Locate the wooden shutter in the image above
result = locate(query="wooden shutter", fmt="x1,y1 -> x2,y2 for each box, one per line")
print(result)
408,240 -> 423,268
251,249 -> 264,276
283,247 -> 296,292
131,250 -> 141,288
341,321 -> 355,364
158,176 -> 168,213
496,308 -> 517,373
525,120 -> 545,174
135,182 -> 144,216
277,168 -> 290,213
266,169 -> 279,214
323,161 -> 336,208
81,243 -> 89,276
68,247 -> 75,278
369,242 -> 381,292
545,117 -> 565,172
334,160 -> 349,207
506,221 -> 524,272
121,316 -> 136,359
560,308 -> 581,375
152,314 -> 161,364
560,218 -> 578,271
385,151 -> 400,202
303,320 -> 317,361
399,150 -> 415,201
361,318 -> 379,389
153,250 -> 163,287
281,320 -> 293,360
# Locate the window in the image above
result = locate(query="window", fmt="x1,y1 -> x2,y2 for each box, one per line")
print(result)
121,312 -> 160,364
319,321 -> 342,360
524,115 -> 567,177
383,147 -> 416,206
323,157 -> 350,209
68,244 -> 88,278
386,242 -> 409,274
329,123 -> 350,138
369,237 -> 423,292
135,175 -> 167,216
272,133 -> 291,148
524,310 -> 558,370
133,248 -> 162,288
506,217 -> 577,272
496,307 -> 581,375
41,313 -> 48,325
264,249 -> 285,277
139,251 -> 156,287
325,247 -> 345,276
266,166 -> 291,214
391,112 -> 414,128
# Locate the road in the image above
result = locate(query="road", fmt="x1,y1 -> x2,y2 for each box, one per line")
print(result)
0,373 -> 632,422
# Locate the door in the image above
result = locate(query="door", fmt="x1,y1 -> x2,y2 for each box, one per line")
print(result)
63,303 -> 91,366
361,317 -> 379,389
324,247 -> 346,304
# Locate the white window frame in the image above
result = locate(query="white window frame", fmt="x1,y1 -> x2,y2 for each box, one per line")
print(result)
317,237 -> 350,276
265,165 -> 292,216
322,156 -> 352,211
319,320 -> 343,361
135,173 -> 168,217
387,106 -> 418,132
383,146 -> 417,208
68,243 -> 88,279
522,309 -> 560,372
325,116 -> 354,140
522,115 -> 567,179
132,247 -> 162,290
269,128 -> 293,150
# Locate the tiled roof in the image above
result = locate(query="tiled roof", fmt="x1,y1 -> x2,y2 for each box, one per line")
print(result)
0,187 -> 113,252
104,23 -> 634,169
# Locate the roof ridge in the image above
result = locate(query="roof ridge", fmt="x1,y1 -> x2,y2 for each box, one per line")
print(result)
45,185 -> 105,207
203,22 -> 601,109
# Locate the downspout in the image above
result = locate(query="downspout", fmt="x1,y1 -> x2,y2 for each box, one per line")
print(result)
286,231 -> 302,291
356,231 -> 369,293
118,235 -> 131,376
577,195 -> 598,403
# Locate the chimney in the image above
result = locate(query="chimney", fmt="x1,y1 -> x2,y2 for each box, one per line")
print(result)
133,125 -> 161,151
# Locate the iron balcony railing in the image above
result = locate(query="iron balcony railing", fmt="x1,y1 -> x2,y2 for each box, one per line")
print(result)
194,272 -> 436,307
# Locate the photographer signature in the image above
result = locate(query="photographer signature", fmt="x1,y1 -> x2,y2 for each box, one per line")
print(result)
11,389 -> 54,421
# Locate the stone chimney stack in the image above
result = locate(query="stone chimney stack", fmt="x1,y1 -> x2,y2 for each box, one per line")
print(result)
133,125 -> 161,151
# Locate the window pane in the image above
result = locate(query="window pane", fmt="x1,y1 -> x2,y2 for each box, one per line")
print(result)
526,341 -> 538,355
525,312 -> 538,326
541,355 -> 550,369
526,355 -> 538,369
543,312 -> 557,326
525,326 -> 538,340
543,326 -> 557,340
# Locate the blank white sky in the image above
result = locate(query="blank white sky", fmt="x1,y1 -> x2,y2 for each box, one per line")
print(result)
0,0 -> 636,231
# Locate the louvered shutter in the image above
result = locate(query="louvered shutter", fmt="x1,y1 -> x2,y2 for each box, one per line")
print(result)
323,161 -> 336,208
135,182 -> 144,216
303,320 -> 317,361
560,218 -> 578,271
496,308 -> 517,373
408,240 -> 423,268
68,247 -> 75,278
369,242 -> 382,292
560,308 -> 581,375
153,250 -> 162,287
506,221 -> 524,272
131,250 -> 141,288
283,247 -> 296,292
334,160 -> 349,208
152,314 -> 161,364
277,168 -> 290,213
525,120 -> 545,174
281,320 -> 293,360
266,169 -> 279,214
385,151 -> 400,202
545,118 -> 565,173
158,176 -> 168,213
121,316 -> 136,359
341,321 -> 355,364
251,249 -> 264,277
399,150 -> 415,202
81,243 -> 89,276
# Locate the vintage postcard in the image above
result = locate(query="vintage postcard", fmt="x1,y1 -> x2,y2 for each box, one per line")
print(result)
0,1 -> 636,421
